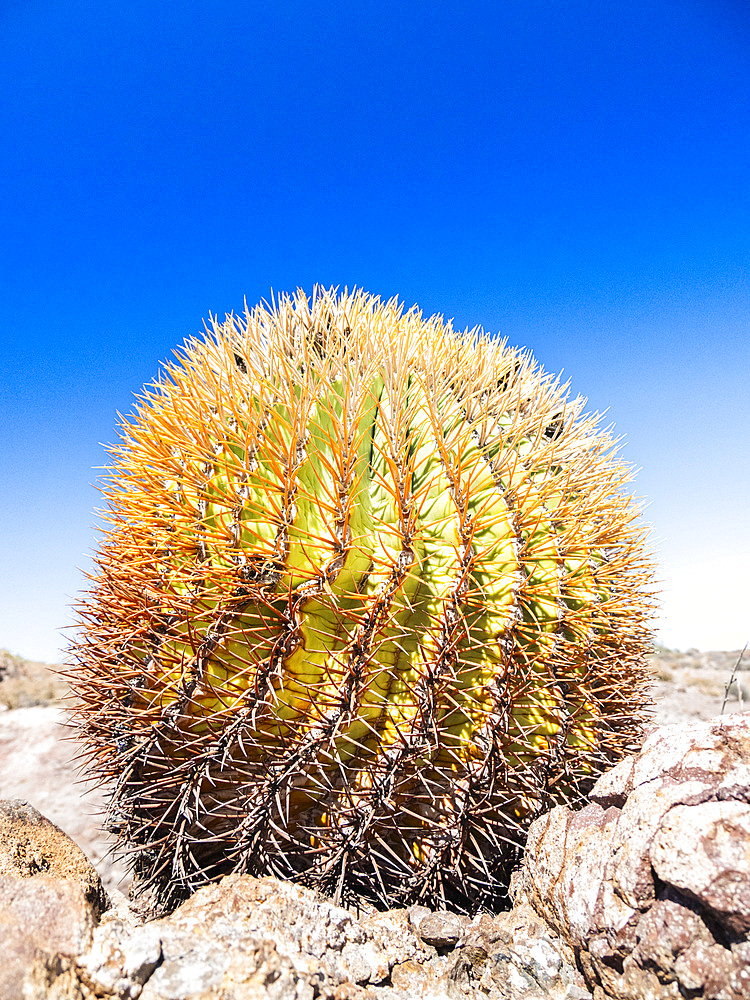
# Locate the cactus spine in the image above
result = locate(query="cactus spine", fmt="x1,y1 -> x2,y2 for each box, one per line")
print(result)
72,287 -> 654,913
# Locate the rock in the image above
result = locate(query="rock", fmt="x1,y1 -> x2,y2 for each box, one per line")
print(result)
0,799 -> 587,999
81,918 -> 163,998
0,799 -> 107,999
3,869 -> 588,999
3,653 -> 749,997
141,874 -> 437,995
417,910 -> 466,948
0,798 -> 108,914
520,713 -> 750,1000
467,895 -> 591,1000
650,800 -> 750,935
0,876 -> 99,1000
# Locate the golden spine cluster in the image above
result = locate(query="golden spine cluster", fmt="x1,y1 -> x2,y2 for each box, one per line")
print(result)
72,286 -> 655,913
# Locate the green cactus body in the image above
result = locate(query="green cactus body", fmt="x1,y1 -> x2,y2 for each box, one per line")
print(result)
72,287 -> 654,912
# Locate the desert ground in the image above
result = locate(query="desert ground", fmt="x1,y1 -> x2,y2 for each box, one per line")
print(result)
0,645 -> 747,898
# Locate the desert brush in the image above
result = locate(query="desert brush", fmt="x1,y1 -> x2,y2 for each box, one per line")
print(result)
71,286 -> 655,913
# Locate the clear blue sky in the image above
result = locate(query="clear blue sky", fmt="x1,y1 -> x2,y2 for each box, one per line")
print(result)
1,0 -> 748,662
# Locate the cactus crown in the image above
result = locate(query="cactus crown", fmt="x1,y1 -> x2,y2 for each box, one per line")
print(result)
72,286 -> 654,913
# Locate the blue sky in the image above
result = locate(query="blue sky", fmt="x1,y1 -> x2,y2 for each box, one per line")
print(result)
1,0 -> 748,662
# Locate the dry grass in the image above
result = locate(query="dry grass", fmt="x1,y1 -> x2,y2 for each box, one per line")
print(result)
2,645 -> 747,720
0,649 -> 68,710
647,645 -> 749,725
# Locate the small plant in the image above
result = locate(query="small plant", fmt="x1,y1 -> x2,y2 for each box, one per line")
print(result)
71,287 -> 655,913
721,644 -> 748,715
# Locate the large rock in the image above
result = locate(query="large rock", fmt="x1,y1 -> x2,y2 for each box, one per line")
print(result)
0,787 -> 588,998
0,790 -> 588,998
0,877 -> 100,999
0,799 -> 107,913
519,714 -> 750,1000
0,864 -> 590,999
0,799 -> 107,1000
80,874 -> 589,999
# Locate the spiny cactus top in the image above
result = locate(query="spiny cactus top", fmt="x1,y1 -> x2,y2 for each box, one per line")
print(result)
72,286 -> 655,913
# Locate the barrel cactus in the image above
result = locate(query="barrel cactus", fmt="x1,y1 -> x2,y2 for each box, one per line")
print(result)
72,286 -> 654,913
